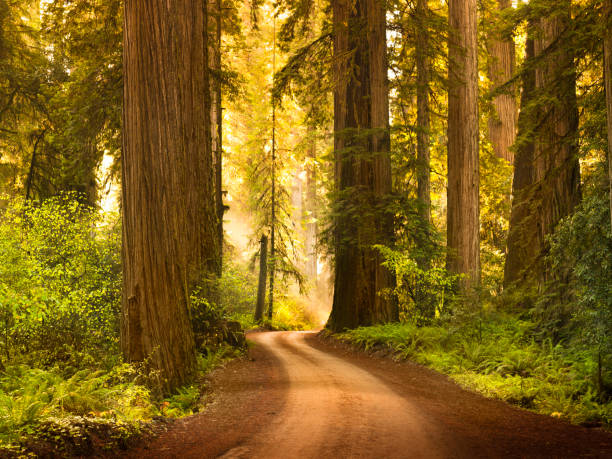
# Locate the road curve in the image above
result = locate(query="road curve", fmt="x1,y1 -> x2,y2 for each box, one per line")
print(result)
125,330 -> 612,459
219,331 -> 448,458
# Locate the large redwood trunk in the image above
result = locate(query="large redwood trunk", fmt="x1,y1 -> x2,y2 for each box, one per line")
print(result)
327,0 -> 397,331
446,0 -> 480,289
605,0 -> 612,229
486,0 -> 517,163
416,0 -> 431,233
122,0 -> 217,393
504,4 -> 581,286
504,35 -> 537,286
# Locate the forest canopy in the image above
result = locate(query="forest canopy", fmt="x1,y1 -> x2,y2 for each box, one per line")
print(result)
1,0 -> 612,454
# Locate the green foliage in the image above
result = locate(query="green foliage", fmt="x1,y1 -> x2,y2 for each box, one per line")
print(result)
540,176 -> 612,394
267,295 -> 317,330
0,344 -> 239,451
376,245 -> 459,324
0,364 -> 153,445
339,317 -> 612,426
0,194 -> 121,367
216,262 -> 258,315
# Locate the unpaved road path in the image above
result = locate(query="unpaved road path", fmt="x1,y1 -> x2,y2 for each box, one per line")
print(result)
124,331 -> 612,458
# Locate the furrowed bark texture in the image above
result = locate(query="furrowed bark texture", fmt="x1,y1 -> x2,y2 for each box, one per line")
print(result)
605,0 -> 612,229
416,0 -> 431,232
121,0 -> 217,393
486,0 -> 517,163
328,0 -> 398,331
504,6 -> 581,286
504,36 -> 536,286
446,0 -> 480,289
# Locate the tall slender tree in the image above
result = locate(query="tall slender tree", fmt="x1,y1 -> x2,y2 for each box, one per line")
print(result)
446,0 -> 480,289
268,14 -> 277,320
304,131 -> 318,282
504,33 -> 537,286
122,0 -> 217,393
209,0 -> 224,276
486,0 -> 517,163
605,0 -> 612,229
415,0 -> 432,235
327,0 -> 397,331
504,2 -> 581,286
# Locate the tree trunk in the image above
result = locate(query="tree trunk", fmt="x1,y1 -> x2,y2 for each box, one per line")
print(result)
486,0 -> 517,163
122,0 -> 216,393
254,234 -> 268,323
504,35 -> 536,285
504,4 -> 581,286
305,135 -> 318,282
327,0 -> 397,332
446,0 -> 480,290
208,0 -> 223,277
268,17 -> 277,321
605,0 -> 612,229
416,0 -> 431,235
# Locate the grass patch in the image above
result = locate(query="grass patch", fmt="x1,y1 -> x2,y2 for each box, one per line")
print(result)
337,317 -> 612,427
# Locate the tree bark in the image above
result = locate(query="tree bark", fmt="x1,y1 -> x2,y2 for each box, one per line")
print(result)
209,0 -> 224,277
254,234 -> 268,323
605,0 -> 612,229
504,35 -> 536,286
327,0 -> 397,331
504,4 -> 581,286
416,0 -> 431,234
267,17 -> 277,321
446,0 -> 480,290
486,0 -> 517,163
305,135 -> 318,282
122,0 -> 216,393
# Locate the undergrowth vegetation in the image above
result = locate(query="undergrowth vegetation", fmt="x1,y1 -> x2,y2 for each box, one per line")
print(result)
339,316 -> 612,427
0,196 -> 246,455
334,165 -> 612,429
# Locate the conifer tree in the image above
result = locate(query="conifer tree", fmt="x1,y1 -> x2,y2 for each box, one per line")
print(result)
605,0 -> 612,228
486,0 -> 517,164
446,0 -> 480,290
505,1 -> 581,286
122,0 -> 217,392
327,0 -> 398,331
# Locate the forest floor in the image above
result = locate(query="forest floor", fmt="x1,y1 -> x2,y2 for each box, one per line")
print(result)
113,331 -> 612,458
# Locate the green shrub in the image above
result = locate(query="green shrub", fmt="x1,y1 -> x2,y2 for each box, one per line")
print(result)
0,194 -> 121,367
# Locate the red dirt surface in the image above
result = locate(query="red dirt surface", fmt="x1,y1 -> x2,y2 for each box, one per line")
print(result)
116,331 -> 612,458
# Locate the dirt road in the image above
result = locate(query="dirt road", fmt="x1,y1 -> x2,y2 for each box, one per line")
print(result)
126,331 -> 612,458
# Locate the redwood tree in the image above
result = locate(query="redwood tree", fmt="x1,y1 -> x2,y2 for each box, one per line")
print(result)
605,0 -> 612,229
486,0 -> 517,163
446,0 -> 480,289
121,0 -> 217,392
504,3 -> 581,286
327,0 -> 397,331
416,0 -> 432,233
